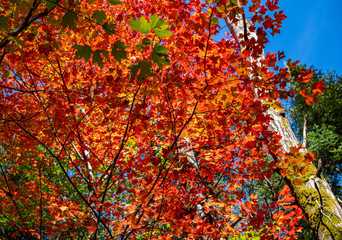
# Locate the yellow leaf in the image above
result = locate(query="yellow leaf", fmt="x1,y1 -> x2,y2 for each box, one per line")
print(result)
60,206 -> 68,211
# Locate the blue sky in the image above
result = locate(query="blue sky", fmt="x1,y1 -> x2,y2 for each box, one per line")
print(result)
266,0 -> 342,74
214,1 -> 342,74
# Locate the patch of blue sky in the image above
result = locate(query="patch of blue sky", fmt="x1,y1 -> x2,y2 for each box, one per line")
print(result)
210,1 -> 341,74
266,0 -> 342,74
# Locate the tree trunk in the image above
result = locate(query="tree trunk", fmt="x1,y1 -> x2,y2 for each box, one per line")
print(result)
267,109 -> 342,239
224,9 -> 342,239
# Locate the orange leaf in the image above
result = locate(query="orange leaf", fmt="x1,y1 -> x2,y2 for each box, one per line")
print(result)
298,70 -> 314,83
312,81 -> 326,94
299,89 -> 307,97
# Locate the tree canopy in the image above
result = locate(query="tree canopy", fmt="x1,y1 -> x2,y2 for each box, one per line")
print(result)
0,0 -> 340,239
288,67 -> 342,198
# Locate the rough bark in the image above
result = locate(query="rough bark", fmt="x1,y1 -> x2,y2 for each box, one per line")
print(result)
268,108 -> 342,239
224,8 -> 342,240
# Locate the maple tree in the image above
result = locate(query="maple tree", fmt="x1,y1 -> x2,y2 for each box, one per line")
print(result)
0,0 -> 341,239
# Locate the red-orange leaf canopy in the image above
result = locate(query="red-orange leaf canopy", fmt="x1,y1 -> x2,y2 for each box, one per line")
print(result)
0,0 -> 306,239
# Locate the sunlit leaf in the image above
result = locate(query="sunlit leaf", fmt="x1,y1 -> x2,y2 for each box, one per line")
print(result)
129,16 -> 151,34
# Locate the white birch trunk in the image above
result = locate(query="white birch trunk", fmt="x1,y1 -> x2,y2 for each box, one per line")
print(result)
73,143 -> 98,239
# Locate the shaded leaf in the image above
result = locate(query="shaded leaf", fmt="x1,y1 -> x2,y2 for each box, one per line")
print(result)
62,11 -> 78,30
102,22 -> 116,35
18,0 -> 33,13
100,49 -> 110,62
92,10 -> 107,24
112,40 -> 127,63
72,44 -> 92,62
152,43 -> 170,69
142,37 -> 151,46
42,0 -> 57,10
0,16 -> 9,30
136,38 -> 152,52
108,0 -> 122,4
93,50 -> 105,68
129,61 -> 153,82
137,61 -> 154,81
129,62 -> 140,81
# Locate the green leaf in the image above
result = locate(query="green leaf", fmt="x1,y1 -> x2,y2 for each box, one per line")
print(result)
153,43 -> 168,54
153,18 -> 168,29
129,16 -> 151,34
136,44 -> 144,52
154,28 -> 172,38
142,37 -> 151,46
72,44 -> 92,62
102,22 -> 116,35
93,50 -> 104,68
149,14 -> 159,29
152,19 -> 172,38
42,0 -> 57,10
112,40 -> 127,63
129,15 -> 172,38
129,63 -> 139,81
92,10 -> 106,24
136,38 -> 152,52
100,49 -> 110,62
129,61 -> 154,82
108,0 -> 122,4
17,0 -> 34,13
0,16 -> 9,30
216,6 -> 224,13
152,44 -> 170,69
9,0 -> 20,3
138,61 -> 154,82
62,11 -> 78,30
211,17 -> 219,26
231,0 -> 238,5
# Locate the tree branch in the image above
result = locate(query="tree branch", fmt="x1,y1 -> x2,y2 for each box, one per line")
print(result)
303,115 -> 307,148
0,1 -> 59,65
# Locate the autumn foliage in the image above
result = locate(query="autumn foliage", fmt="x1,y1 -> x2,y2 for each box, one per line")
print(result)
0,0 -> 323,239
